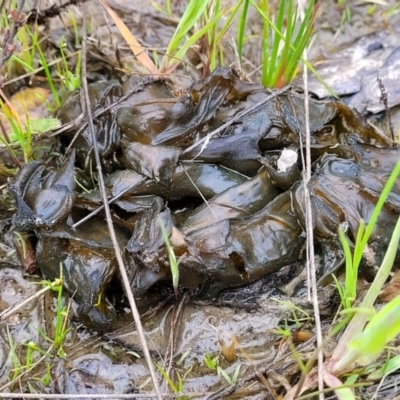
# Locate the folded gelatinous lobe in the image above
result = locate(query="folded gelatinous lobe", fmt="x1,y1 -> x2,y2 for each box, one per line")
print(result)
229,192 -> 304,281
117,78 -> 175,144
293,151 -> 400,279
10,152 -> 77,231
182,105 -> 270,174
180,167 -> 279,234
151,68 -> 249,147
59,81 -> 122,170
122,139 -> 181,185
78,163 -> 248,208
37,218 -> 130,329
186,192 -> 305,295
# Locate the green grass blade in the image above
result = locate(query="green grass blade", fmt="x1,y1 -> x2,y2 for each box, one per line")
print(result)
354,160 -> 400,268
208,0 -> 220,72
10,54 -> 35,72
237,0 -> 250,63
163,0 -> 209,68
31,31 -> 60,107
173,9 -> 224,65
261,0 -> 269,86
251,0 -> 336,95
282,0 -> 315,83
159,219 -> 179,298
270,0 -> 295,87
156,364 -> 179,393
216,1 -> 243,44
338,226 -> 353,308
334,214 -> 400,372
266,0 -> 286,85
348,273 -> 400,366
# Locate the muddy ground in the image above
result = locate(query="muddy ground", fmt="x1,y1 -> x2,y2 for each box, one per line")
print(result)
1,1 -> 400,399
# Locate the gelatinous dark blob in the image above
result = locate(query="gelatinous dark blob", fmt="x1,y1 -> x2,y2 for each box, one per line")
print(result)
9,152 -> 76,231
10,67 -> 400,330
152,68 -> 248,147
122,139 -> 181,185
189,192 -> 305,296
117,77 -> 175,144
292,146 -> 400,280
59,81 -> 122,171
37,218 -> 129,329
77,163 -> 248,209
180,167 -> 279,234
182,91 -> 273,174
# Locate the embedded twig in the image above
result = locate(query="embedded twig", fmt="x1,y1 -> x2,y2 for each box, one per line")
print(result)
71,186 -> 134,229
80,9 -> 162,400
377,74 -> 395,147
183,84 -> 292,158
295,1 -> 324,398
180,162 -> 219,220
0,285 -> 50,321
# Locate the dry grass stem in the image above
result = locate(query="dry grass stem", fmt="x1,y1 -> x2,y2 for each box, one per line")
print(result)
0,285 -> 50,321
297,0 -> 324,397
80,8 -> 162,399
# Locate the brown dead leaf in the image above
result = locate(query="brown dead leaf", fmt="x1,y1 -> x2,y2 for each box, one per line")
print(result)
98,0 -> 159,75
0,87 -> 50,135
379,269 -> 400,302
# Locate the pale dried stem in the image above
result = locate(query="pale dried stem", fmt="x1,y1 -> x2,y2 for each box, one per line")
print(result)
80,9 -> 162,399
297,0 -> 324,398
0,285 -> 50,321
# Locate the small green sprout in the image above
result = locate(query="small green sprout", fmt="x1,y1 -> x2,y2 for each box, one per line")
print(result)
159,219 -> 179,298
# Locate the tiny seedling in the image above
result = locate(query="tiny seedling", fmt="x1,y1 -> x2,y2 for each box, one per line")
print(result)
156,363 -> 192,399
6,324 -> 22,381
272,298 -> 312,327
217,364 -> 241,386
56,35 -> 81,95
177,350 -> 191,367
273,320 -> 292,340
159,219 -> 180,298
37,264 -> 71,358
204,352 -> 219,370
204,352 -> 241,386
40,362 -> 51,386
